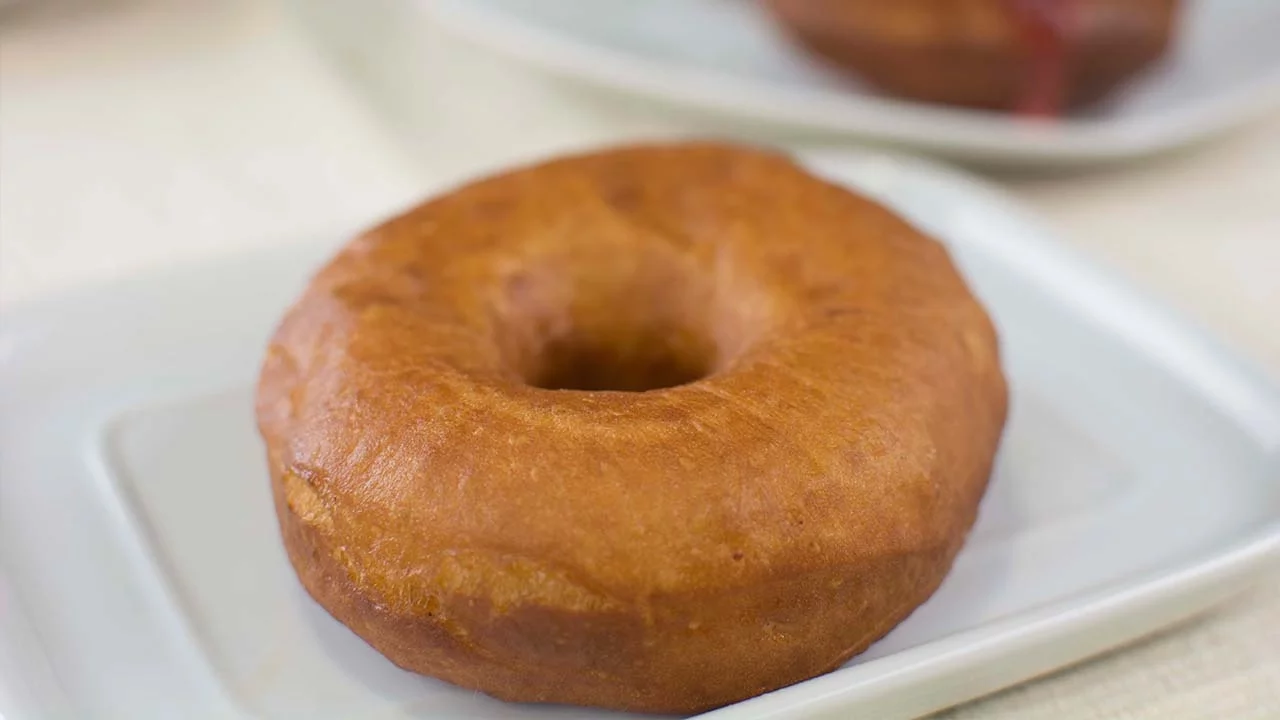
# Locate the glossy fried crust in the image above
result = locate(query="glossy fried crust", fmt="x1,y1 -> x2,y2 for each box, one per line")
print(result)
255,143 -> 1008,713
765,0 -> 1180,110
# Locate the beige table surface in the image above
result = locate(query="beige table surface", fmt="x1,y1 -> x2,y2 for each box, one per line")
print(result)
1,1 -> 1277,718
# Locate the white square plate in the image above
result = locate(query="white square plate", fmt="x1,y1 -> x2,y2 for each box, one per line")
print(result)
2,149 -> 1279,720
421,0 -> 1280,165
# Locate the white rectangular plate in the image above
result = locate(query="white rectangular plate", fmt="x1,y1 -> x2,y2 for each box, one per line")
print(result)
2,149 -> 1279,720
421,0 -> 1280,165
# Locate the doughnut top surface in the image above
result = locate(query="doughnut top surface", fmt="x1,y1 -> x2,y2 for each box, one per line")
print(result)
256,143 -> 1008,712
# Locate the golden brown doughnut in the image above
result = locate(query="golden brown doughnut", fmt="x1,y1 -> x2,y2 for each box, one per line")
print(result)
765,0 -> 1181,114
256,143 -> 1008,713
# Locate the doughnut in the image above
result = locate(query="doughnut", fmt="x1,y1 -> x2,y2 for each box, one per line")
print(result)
256,143 -> 1008,713
765,0 -> 1181,114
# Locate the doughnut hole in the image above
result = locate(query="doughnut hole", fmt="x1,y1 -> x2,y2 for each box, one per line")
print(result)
532,330 -> 714,392
493,246 -> 766,393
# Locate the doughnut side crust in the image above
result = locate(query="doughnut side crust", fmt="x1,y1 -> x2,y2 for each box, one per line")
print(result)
764,0 -> 1180,110
256,143 -> 1008,712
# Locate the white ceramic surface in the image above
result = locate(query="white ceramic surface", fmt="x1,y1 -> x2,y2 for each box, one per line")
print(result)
422,0 -> 1280,164
2,149 -> 1278,720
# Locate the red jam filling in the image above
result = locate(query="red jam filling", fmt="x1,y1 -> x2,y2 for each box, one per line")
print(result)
1009,0 -> 1077,116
